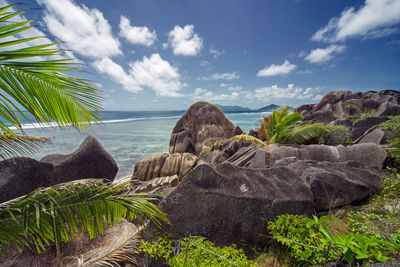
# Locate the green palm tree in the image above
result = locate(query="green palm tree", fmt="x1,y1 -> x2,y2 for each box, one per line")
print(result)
0,4 -> 168,261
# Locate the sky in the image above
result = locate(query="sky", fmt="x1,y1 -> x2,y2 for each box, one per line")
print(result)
3,0 -> 400,110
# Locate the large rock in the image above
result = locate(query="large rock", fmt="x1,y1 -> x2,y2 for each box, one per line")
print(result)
294,90 -> 400,142
0,158 -> 54,203
203,143 -> 386,170
145,159 -> 382,246
132,152 -> 198,181
41,135 -> 118,181
144,163 -> 315,246
169,102 -> 236,155
0,136 -> 118,202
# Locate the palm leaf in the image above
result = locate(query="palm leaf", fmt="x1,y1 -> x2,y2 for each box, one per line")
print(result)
284,123 -> 341,145
0,133 -> 51,159
0,179 -> 168,260
0,5 -> 102,158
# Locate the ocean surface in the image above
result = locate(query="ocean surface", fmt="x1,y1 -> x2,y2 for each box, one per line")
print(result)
17,110 -> 269,178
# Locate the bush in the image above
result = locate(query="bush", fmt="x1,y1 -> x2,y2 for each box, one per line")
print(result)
141,234 -> 256,266
268,214 -> 399,266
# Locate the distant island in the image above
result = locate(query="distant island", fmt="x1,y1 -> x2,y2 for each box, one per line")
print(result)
215,103 -> 284,113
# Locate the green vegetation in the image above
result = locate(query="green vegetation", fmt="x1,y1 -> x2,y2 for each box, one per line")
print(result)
347,103 -> 374,121
235,106 -> 348,146
0,4 -> 102,158
141,233 -> 257,266
0,4 -> 167,261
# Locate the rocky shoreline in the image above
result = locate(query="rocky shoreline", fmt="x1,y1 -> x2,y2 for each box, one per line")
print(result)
0,89 -> 399,266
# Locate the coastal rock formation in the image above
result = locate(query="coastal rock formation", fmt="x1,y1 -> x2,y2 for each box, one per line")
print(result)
145,158 -> 382,245
132,175 -> 179,193
0,136 -> 118,202
169,102 -> 236,155
0,158 -> 54,203
144,163 -> 315,246
132,152 -> 198,181
294,90 -> 400,141
41,135 -> 118,181
202,142 -> 386,170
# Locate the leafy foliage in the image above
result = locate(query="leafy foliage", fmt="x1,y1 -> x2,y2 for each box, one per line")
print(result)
380,115 -> 400,164
284,122 -> 348,145
0,179 -> 168,260
0,4 -> 102,158
141,234 -> 256,266
268,214 -> 400,266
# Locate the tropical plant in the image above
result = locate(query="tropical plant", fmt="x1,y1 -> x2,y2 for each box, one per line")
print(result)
0,4 -> 102,159
259,105 -> 348,145
234,133 -> 266,146
0,180 -> 168,260
0,4 -> 168,263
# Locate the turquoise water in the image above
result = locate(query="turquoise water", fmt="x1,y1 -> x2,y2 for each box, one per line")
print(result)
22,111 -> 268,178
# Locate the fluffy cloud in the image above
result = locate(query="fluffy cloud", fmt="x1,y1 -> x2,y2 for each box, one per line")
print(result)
304,45 -> 346,64
192,88 -> 239,101
253,84 -> 321,101
119,15 -> 156,46
165,25 -> 203,56
312,0 -> 400,42
93,54 -> 183,97
208,72 -> 239,80
37,0 -> 121,59
257,60 -> 297,77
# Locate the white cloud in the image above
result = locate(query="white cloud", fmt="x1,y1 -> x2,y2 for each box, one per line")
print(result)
304,45 -> 346,64
192,88 -> 239,101
37,0 -> 121,59
210,72 -> 239,80
93,54 -> 183,97
92,57 -> 141,92
119,15 -> 156,46
253,84 -> 320,101
220,83 -> 229,87
165,25 -> 203,56
227,86 -> 242,91
257,60 -> 297,77
210,48 -> 224,58
312,0 -> 400,42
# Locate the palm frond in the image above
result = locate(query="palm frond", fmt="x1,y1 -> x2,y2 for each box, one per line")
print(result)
234,134 -> 266,146
0,133 -> 50,159
0,5 -> 102,137
0,179 -> 168,260
284,123 -> 343,145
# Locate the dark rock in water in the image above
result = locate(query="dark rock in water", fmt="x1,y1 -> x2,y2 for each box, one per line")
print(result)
0,136 -> 118,202
41,135 -> 118,182
144,162 -> 315,246
0,158 -> 53,203
169,102 -> 236,155
233,125 -> 243,135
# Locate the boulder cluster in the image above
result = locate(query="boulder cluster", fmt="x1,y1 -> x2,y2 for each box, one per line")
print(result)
0,89 -> 398,264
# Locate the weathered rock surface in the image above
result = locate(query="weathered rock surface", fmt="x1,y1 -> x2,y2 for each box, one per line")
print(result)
295,90 -> 400,141
145,159 -> 382,245
0,158 -> 54,203
132,152 -> 198,181
169,102 -> 236,155
0,219 -> 141,267
0,136 -> 118,202
144,163 -> 315,246
132,175 -> 179,193
202,143 -> 386,170
41,135 -> 118,181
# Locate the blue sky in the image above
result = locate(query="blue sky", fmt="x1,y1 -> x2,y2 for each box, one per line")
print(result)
5,0 -> 400,110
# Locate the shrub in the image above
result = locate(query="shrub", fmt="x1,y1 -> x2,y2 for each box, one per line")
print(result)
141,234 -> 256,266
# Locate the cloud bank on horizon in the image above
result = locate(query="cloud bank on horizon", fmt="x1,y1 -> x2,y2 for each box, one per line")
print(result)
5,0 -> 400,110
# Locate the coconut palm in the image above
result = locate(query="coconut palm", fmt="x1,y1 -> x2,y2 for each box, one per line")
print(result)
0,4 -> 167,261
257,106 -> 347,145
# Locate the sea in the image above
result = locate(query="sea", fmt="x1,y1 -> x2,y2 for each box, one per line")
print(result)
16,110 -> 269,178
